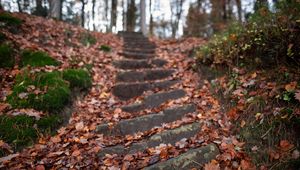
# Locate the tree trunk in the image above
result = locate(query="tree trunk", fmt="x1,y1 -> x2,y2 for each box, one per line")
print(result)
122,0 -> 126,31
140,0 -> 146,35
17,0 -> 23,12
236,0 -> 242,22
105,0 -> 109,31
81,0 -> 86,27
126,0 -> 137,32
48,0 -> 62,19
170,0 -> 184,38
110,0 -> 118,32
149,0 -> 154,36
92,0 -> 96,30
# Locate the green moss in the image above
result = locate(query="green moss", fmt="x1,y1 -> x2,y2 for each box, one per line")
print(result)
20,50 -> 60,67
7,71 -> 70,112
0,43 -> 14,68
0,114 -> 61,154
80,32 -> 97,46
0,115 -> 36,150
99,45 -> 111,52
0,12 -> 22,26
62,69 -> 92,89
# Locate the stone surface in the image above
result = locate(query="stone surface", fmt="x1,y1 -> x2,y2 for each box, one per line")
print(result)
144,144 -> 219,170
121,89 -> 186,113
98,123 -> 201,157
96,104 -> 196,136
121,52 -> 155,60
116,69 -> 174,82
112,79 -> 179,100
113,59 -> 167,70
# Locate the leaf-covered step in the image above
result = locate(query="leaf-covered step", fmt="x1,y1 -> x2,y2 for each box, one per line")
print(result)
121,89 -> 186,113
144,144 -> 219,170
123,44 -> 156,49
113,58 -> 166,70
123,48 -> 155,54
112,79 -> 179,100
116,69 -> 174,83
98,122 -> 201,157
96,104 -> 196,136
120,51 -> 155,59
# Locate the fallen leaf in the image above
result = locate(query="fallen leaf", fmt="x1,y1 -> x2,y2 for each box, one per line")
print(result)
0,153 -> 19,163
279,140 -> 294,151
75,121 -> 84,131
72,150 -> 81,157
204,160 -> 220,170
35,165 -> 45,170
285,81 -> 297,92
292,149 -> 300,159
50,136 -> 61,143
295,90 -> 300,102
240,120 -> 246,127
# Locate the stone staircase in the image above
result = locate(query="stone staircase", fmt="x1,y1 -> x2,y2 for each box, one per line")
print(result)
96,31 -> 219,169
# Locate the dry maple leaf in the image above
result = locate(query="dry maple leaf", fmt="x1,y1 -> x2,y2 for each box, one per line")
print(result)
204,160 -> 220,170
285,81 -> 297,92
279,140 -> 294,151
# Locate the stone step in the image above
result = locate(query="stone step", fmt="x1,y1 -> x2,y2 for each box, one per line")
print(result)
124,44 -> 156,49
98,122 -> 201,157
121,89 -> 186,113
123,48 -> 155,54
116,69 -> 174,83
119,51 -> 155,59
144,144 -> 219,170
112,79 -> 179,100
118,31 -> 143,36
96,104 -> 196,136
113,58 -> 166,70
124,46 -> 156,50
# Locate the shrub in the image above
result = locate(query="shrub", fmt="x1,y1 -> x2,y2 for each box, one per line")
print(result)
196,2 -> 300,68
20,50 -> 60,67
0,114 -> 61,153
7,71 -> 70,112
99,45 -> 111,52
80,32 -> 97,46
62,69 -> 92,89
0,12 -> 22,26
0,43 -> 14,68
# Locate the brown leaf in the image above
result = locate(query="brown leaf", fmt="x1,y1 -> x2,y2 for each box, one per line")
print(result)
71,150 -> 81,157
50,136 -> 61,143
35,165 -> 45,170
75,121 -> 84,131
204,160 -> 220,170
279,140 -> 294,151
285,81 -> 297,92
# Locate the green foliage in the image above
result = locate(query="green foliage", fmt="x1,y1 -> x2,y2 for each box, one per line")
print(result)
80,32 -> 97,46
7,71 -> 70,112
196,2 -> 300,68
20,50 -> 60,67
0,43 -> 14,68
0,12 -> 22,26
0,114 -> 61,153
99,45 -> 111,52
62,69 -> 92,89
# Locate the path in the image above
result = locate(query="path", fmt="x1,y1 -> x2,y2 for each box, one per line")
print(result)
96,32 -> 218,169
3,32 -> 230,169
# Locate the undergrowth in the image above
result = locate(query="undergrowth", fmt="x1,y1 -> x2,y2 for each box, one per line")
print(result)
7,71 -> 70,112
20,50 -> 60,67
0,43 -> 14,68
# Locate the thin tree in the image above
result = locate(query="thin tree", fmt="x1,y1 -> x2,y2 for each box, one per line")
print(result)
149,0 -> 154,36
17,0 -> 23,12
92,0 -> 96,30
140,0 -> 146,35
170,0 -> 184,38
80,0 -> 87,27
110,0 -> 117,32
126,0 -> 137,32
48,0 -> 62,19
236,0 -> 242,22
